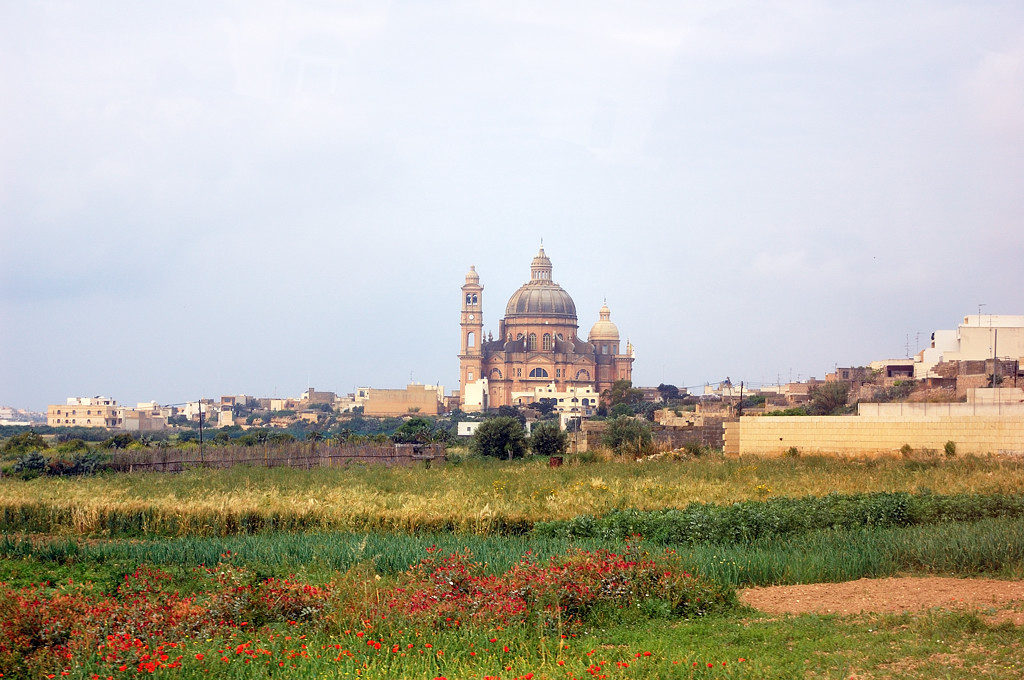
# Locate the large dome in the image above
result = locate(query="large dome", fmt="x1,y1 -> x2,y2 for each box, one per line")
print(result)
504,246 -> 577,319
505,283 -> 577,317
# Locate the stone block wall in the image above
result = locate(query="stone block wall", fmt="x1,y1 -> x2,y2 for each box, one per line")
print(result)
724,415 -> 1024,457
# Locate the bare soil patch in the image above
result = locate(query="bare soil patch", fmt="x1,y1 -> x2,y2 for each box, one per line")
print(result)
740,577 -> 1024,624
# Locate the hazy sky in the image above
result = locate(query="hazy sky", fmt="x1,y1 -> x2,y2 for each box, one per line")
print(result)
2,1 -> 1023,412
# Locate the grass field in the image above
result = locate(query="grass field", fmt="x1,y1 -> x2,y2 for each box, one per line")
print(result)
3,453 -> 1024,536
3,453 -> 1024,678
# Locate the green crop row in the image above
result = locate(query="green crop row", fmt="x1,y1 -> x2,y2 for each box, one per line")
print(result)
5,517 -> 1024,590
534,491 -> 1024,543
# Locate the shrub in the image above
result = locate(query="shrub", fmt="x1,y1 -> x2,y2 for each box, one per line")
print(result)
601,416 -> 653,457
683,442 -> 713,458
1,431 -> 49,457
944,440 -> 957,458
807,381 -> 850,415
529,421 -> 568,457
470,416 -> 528,460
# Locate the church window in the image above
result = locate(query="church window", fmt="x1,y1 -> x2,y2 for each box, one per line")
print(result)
602,344 -> 608,354
490,368 -> 503,379
517,333 -> 524,341
556,333 -> 563,341
468,371 -> 473,381
543,333 -> 552,350
468,332 -> 475,348
528,333 -> 537,350
529,367 -> 549,378
575,369 -> 591,381
472,294 -> 478,304
517,368 -> 522,377
556,368 -> 561,377
466,294 -> 472,305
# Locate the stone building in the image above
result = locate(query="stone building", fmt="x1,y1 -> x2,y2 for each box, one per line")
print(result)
459,246 -> 634,412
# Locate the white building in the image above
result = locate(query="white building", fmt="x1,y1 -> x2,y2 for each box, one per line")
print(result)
916,314 -> 1024,378
510,382 -> 600,416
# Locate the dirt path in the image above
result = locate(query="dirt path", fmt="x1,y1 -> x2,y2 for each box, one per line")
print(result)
740,577 -> 1024,624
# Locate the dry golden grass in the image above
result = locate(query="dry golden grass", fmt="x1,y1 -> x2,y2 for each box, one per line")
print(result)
2,453 -> 1023,536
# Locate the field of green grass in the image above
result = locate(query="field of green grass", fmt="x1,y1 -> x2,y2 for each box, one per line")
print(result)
3,453 -> 1024,678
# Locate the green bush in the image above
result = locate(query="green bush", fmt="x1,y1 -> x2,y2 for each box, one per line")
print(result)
529,421 -> 568,457
601,416 -> 653,457
470,416 -> 528,460
11,451 -> 48,479
1,431 -> 49,459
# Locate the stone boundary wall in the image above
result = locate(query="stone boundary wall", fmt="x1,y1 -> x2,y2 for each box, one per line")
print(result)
654,423 -> 726,450
724,415 -> 1024,457
858,402 -> 1024,417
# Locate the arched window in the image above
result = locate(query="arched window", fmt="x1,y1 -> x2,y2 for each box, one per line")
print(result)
542,333 -> 552,350
528,333 -> 537,350
529,367 -> 549,378
490,368 -> 503,379
466,294 -> 472,305
556,333 -> 564,341
471,294 -> 478,304
467,332 -> 475,347
516,333 -> 524,341
582,398 -> 590,407
575,369 -> 591,381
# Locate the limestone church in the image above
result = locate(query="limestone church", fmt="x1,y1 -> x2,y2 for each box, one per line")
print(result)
459,246 -> 634,412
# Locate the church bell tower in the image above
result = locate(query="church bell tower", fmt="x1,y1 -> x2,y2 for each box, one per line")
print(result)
459,266 -> 484,397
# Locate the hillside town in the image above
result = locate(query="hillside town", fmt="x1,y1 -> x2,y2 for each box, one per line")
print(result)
8,251 -> 1023,458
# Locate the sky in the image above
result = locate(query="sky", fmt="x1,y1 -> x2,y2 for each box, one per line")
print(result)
2,1 -> 1023,412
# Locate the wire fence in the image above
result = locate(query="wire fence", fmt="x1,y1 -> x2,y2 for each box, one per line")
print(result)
108,442 -> 445,472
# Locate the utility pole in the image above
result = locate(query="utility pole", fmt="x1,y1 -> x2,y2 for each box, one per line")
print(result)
198,400 -> 204,464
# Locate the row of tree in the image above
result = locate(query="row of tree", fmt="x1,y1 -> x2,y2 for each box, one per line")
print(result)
467,415 -> 655,460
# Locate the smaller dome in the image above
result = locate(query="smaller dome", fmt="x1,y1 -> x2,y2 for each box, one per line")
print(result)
465,265 -> 480,284
588,302 -> 619,342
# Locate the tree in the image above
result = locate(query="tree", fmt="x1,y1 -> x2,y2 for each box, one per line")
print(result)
657,383 -> 680,401
601,416 -> 653,457
529,421 -> 568,457
2,430 -> 49,455
392,417 -> 434,443
470,416 -> 528,460
496,404 -> 526,425
604,379 -> 645,411
807,382 -> 850,416
102,433 -> 135,449
529,399 -> 557,417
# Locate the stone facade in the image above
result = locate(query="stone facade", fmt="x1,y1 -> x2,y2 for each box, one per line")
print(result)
363,384 -> 442,417
724,389 -> 1024,456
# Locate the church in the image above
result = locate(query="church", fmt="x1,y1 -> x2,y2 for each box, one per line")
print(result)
459,246 -> 634,413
